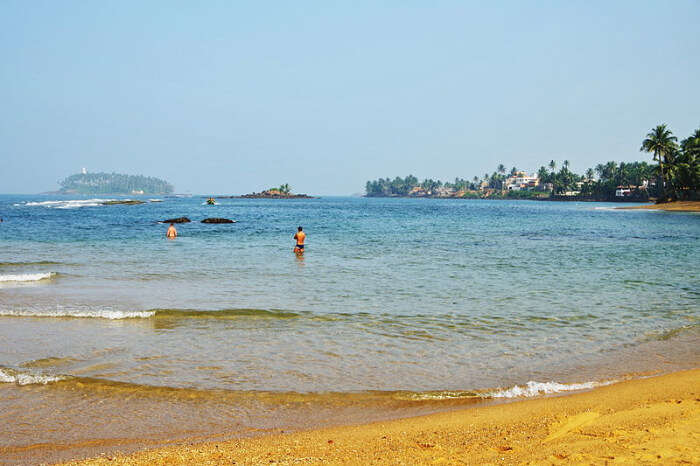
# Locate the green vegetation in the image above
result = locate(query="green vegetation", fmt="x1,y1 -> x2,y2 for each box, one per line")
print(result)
640,125 -> 700,201
365,124 -> 699,202
59,172 -> 174,195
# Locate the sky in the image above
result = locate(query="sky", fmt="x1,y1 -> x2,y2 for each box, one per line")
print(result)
1,1 -> 698,195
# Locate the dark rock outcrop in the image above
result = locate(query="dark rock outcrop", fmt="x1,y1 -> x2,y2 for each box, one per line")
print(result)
237,193 -> 315,199
162,217 -> 191,223
102,200 -> 145,205
201,218 -> 236,224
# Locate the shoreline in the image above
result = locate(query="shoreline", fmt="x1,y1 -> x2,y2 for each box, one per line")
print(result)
617,200 -> 700,212
62,368 -> 699,465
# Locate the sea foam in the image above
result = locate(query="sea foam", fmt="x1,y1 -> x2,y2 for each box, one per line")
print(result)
23,199 -> 115,209
0,272 -> 56,282
0,367 -> 66,385
488,380 -> 614,398
0,309 -> 155,319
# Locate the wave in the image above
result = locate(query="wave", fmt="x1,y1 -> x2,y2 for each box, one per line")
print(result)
22,199 -> 116,209
0,272 -> 56,282
488,380 -> 614,398
399,390 -> 482,400
0,261 -> 62,267
0,365 -> 619,405
153,308 -> 300,319
642,323 -> 699,342
0,308 -> 299,320
0,309 -> 154,319
0,367 -> 67,386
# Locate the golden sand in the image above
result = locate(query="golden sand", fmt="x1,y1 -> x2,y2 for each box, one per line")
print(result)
63,369 -> 699,465
619,200 -> 700,212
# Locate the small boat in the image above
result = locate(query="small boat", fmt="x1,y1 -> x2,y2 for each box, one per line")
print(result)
206,197 -> 217,205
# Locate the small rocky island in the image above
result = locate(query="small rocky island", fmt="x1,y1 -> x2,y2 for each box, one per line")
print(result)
234,185 -> 315,199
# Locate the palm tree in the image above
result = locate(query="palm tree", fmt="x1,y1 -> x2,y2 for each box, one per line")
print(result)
641,124 -> 677,201
680,129 -> 700,157
496,164 -> 506,191
549,160 -> 556,172
563,160 -> 570,171
279,183 -> 291,195
585,168 -> 594,181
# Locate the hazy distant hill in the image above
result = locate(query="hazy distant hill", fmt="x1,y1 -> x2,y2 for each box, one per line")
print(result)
59,172 -> 174,195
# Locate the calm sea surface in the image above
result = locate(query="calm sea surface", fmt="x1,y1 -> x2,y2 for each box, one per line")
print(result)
0,195 -> 698,462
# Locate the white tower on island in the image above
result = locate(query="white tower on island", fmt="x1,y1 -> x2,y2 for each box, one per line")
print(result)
82,167 -> 87,175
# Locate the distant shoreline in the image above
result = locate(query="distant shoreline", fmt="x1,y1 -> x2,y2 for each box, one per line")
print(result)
363,194 -> 648,203
617,200 -> 700,212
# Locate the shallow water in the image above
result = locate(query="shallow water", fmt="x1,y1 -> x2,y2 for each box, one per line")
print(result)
0,195 -> 698,462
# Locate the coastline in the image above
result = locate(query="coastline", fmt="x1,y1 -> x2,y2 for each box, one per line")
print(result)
63,369 -> 699,465
617,200 -> 700,212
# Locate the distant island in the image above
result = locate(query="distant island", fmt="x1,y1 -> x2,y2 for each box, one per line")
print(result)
366,124 -> 699,203
59,171 -> 174,195
217,184 -> 315,199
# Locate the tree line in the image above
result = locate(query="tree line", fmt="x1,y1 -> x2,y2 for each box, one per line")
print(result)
59,172 -> 174,195
365,124 -> 699,201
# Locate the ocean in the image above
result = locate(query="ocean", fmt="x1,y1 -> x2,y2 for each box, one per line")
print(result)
0,194 -> 698,463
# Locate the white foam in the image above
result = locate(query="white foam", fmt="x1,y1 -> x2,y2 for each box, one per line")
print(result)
0,368 -> 66,385
403,391 -> 481,400
0,272 -> 56,282
488,380 -> 613,398
0,309 -> 155,319
23,199 -> 116,209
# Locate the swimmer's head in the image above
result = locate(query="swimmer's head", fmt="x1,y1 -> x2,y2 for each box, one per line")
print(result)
298,226 -> 303,231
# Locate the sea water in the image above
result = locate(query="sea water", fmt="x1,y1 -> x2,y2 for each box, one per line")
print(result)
0,195 -> 698,462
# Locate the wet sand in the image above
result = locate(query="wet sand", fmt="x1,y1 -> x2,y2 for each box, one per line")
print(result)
63,369 -> 699,465
619,200 -> 700,212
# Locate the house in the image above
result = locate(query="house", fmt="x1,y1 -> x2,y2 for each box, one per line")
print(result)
435,186 -> 456,197
505,172 -> 539,191
615,185 -> 647,197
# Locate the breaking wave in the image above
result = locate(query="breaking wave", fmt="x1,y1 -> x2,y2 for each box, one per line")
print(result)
0,308 -> 299,320
0,272 -> 56,282
488,380 -> 614,398
22,199 -> 115,209
0,367 -> 67,386
0,309 -> 155,319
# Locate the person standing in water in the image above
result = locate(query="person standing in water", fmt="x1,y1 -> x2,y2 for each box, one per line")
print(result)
166,223 -> 177,239
293,226 -> 306,253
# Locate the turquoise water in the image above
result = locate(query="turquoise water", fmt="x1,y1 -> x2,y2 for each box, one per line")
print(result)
1,195 -> 697,394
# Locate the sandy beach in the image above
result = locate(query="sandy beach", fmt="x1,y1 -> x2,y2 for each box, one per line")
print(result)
619,200 -> 700,212
62,369 -> 699,465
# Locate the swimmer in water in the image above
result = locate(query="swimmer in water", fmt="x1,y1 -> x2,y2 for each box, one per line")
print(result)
293,226 -> 306,254
166,223 -> 177,238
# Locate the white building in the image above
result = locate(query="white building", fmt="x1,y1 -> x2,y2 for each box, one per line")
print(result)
505,172 -> 539,191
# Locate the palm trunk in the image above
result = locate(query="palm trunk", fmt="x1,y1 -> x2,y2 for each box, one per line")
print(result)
657,151 -> 666,202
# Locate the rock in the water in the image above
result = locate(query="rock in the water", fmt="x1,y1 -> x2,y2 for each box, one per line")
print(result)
162,217 -> 191,223
102,200 -> 145,205
201,218 -> 236,224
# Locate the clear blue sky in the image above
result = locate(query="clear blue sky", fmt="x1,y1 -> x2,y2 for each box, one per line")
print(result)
1,1 -> 698,195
